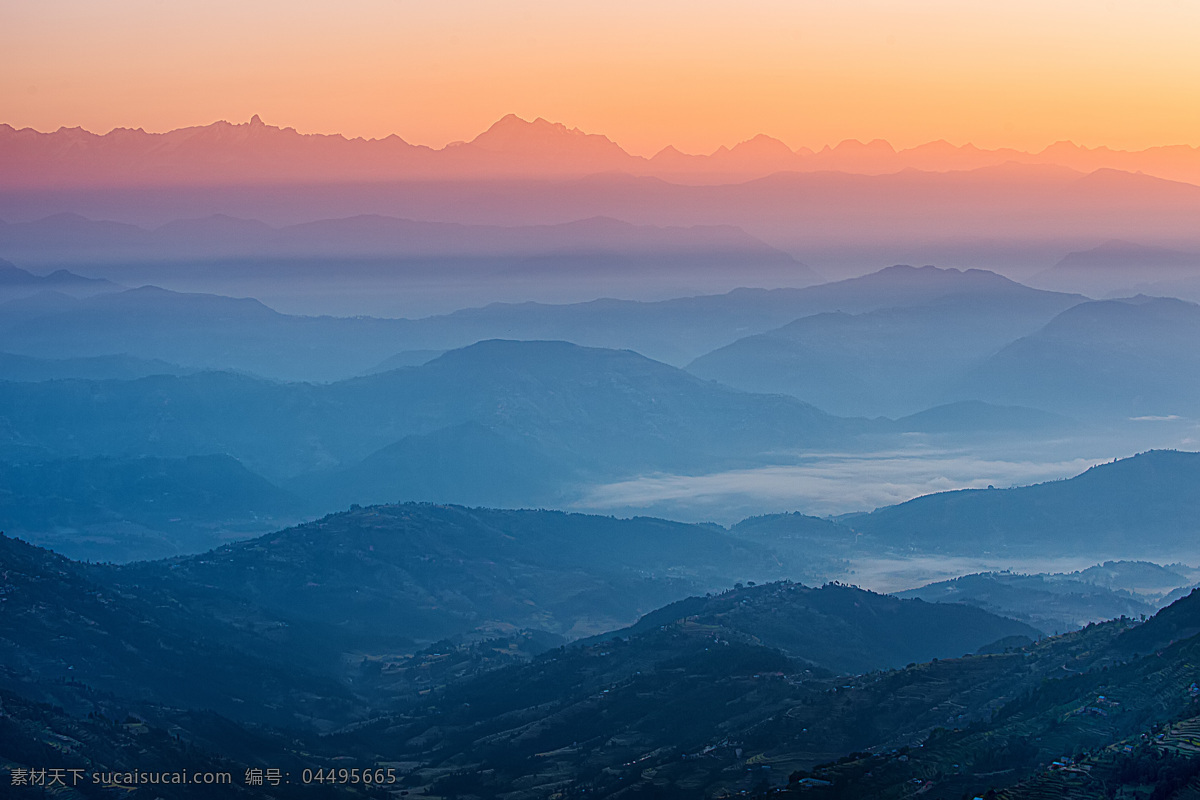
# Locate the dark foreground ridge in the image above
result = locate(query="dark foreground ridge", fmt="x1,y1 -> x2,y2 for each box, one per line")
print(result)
4,502 -> 1200,797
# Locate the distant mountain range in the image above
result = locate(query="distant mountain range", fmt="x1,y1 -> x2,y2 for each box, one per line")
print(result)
6,116 -> 1200,290
5,114 -> 1200,186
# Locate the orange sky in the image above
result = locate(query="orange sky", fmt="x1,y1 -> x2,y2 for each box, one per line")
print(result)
3,0 -> 1199,156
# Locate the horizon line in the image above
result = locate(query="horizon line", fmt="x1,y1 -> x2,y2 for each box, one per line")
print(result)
5,114 -> 1199,160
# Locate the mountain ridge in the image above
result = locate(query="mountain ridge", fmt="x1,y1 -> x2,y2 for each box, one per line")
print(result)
849,450 -> 1200,557
961,295 -> 1200,416
5,114 -> 1200,187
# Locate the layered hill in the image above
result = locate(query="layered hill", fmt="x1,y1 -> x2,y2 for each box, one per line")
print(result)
108,504 -> 787,646
687,269 -> 1083,415
0,503 -> 785,722
590,581 -> 1039,675
0,264 -> 1087,377
894,400 -> 1073,434
0,211 -> 798,261
897,571 -> 1161,635
767,591 -> 1200,799
0,532 -> 358,727
848,450 -> 1200,557
9,509 -> 1200,798
0,285 -> 401,380
961,295 -> 1200,417
0,335 -> 879,560
327,587 -> 1170,798
725,512 -> 865,583
0,689 -> 303,800
0,339 -> 858,481
0,257 -> 118,301
0,455 -> 304,561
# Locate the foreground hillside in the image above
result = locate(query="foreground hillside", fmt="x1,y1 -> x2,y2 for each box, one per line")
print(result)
0,506 -> 1030,726
0,504 -> 783,720
330,589 -> 1200,798
6,497 -> 1200,798
768,592 -> 1200,799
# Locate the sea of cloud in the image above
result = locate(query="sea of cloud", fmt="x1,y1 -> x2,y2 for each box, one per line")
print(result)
571,448 -> 1107,524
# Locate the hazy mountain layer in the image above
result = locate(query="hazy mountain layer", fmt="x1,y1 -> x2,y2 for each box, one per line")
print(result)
848,450 -> 1200,557
0,264 -> 1082,376
0,351 -> 189,382
687,273 -> 1083,415
0,213 -> 817,313
897,571 -> 1161,635
105,504 -> 783,648
0,257 -> 118,301
894,400 -> 1074,434
1033,239 -> 1200,295
6,167 -> 1200,285
0,338 -> 862,484
0,212 -> 808,270
0,454 -> 304,561
962,295 -> 1200,418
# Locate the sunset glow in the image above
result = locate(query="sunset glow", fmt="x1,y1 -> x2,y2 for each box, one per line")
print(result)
4,0 -> 1200,154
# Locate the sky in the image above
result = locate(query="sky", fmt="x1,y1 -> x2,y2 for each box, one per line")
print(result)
3,0 -> 1199,156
